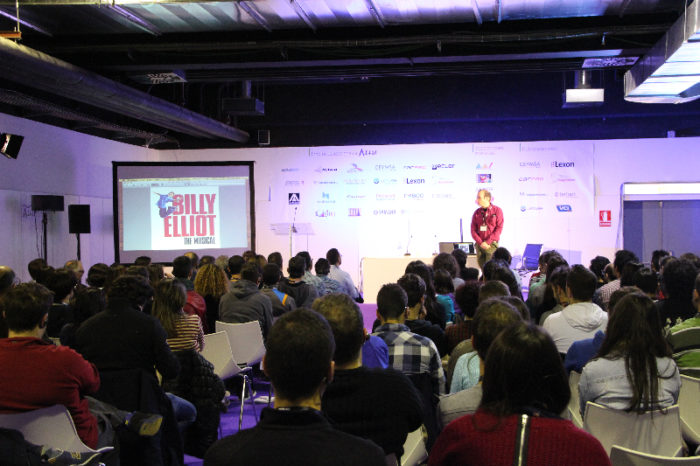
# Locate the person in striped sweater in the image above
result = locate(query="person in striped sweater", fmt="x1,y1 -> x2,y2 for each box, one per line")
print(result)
153,279 -> 204,352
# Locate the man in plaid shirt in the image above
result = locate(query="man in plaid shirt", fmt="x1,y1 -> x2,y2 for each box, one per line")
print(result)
372,283 -> 446,397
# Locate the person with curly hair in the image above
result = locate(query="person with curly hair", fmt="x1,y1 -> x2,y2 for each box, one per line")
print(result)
194,263 -> 229,333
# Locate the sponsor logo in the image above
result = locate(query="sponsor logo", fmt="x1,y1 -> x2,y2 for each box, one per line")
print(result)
281,168 -> 299,172
347,163 -> 363,173
315,209 -> 335,217
317,192 -> 335,204
599,210 -> 612,227
403,193 -> 424,200
373,209 -> 397,215
556,205 -> 572,212
551,161 -> 575,168
288,193 -> 300,205
432,163 -> 455,170
314,181 -> 338,185
432,193 -> 455,199
520,206 -> 544,212
477,174 -> 492,183
315,167 -> 338,173
519,192 -> 547,197
406,178 -> 425,185
343,179 -> 365,185
403,165 -> 427,170
476,162 -> 493,169
284,180 -> 304,186
375,164 -> 396,171
518,176 -> 544,182
519,161 -> 541,168
433,177 -> 455,184
376,194 -> 396,201
555,192 -> 577,198
348,208 -> 361,217
309,148 -> 377,157
373,178 -> 398,185
551,173 -> 576,182
346,194 -> 366,200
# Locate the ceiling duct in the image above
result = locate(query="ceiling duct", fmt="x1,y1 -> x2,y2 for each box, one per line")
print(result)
222,81 -> 265,116
624,0 -> 700,104
0,37 -> 248,142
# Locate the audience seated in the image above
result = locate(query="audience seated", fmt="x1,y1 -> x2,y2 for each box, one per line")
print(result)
0,265 -> 16,337
633,267 -> 659,299
667,271 -> 700,377
405,260 -> 446,329
528,254 -> 567,321
172,256 -> 208,333
227,255 -> 245,282
537,265 -> 570,326
315,258 -> 344,295
296,251 -> 325,296
543,265 -> 607,354
589,255 -> 610,289
193,263 -> 229,333
579,292 -> 680,415
433,252 -> 465,293
430,323 -> 610,466
204,309 -> 385,466
45,268 -> 77,338
593,249 -> 639,311
277,256 -> 319,308
153,279 -> 204,352
657,258 -> 698,327
479,280 -> 510,302
434,269 -> 456,324
445,280 -> 481,355
327,248 -> 361,301
60,286 -> 106,348
651,249 -> 671,273
86,262 -> 109,289
313,293 -> 423,458
260,263 -> 296,317
397,273 -> 447,356
440,298 -> 523,428
218,263 -> 273,340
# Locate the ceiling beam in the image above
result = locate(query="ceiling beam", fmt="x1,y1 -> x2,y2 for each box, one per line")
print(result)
363,0 -> 386,28
239,1 -> 273,33
0,6 -> 52,35
289,0 -> 316,32
106,4 -> 161,35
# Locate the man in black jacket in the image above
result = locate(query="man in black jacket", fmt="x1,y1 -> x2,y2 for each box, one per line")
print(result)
218,263 -> 274,339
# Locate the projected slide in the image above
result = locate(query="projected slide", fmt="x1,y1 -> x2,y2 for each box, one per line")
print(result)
114,162 -> 254,264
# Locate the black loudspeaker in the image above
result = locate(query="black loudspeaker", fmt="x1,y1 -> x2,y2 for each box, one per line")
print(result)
31,195 -> 64,212
0,133 -> 23,159
257,129 -> 270,146
68,204 -> 91,234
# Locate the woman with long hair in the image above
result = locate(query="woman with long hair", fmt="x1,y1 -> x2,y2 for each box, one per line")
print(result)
194,264 -> 229,333
153,279 -> 204,352
430,323 -> 609,466
579,292 -> 680,414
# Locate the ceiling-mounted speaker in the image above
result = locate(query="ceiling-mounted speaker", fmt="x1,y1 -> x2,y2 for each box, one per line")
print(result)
68,204 -> 91,234
1,133 -> 24,159
31,195 -> 64,212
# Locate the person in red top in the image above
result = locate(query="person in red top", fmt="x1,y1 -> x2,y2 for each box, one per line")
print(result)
470,189 -> 504,269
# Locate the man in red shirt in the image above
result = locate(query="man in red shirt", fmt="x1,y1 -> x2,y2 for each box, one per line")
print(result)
470,189 -> 504,269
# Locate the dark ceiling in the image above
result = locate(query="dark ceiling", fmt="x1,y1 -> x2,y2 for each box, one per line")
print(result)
0,0 -> 698,149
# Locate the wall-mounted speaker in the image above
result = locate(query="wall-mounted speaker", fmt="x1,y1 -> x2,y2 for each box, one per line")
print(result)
257,129 -> 270,146
68,204 -> 91,234
31,195 -> 64,212
1,133 -> 24,159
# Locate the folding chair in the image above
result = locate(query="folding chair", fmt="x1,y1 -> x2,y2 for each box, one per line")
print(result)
583,402 -> 683,457
519,243 -> 543,271
678,375 -> 700,445
400,425 -> 428,466
567,371 -> 583,428
610,445 -> 700,466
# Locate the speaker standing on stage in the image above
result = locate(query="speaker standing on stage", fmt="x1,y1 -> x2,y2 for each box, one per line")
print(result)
471,189 -> 504,269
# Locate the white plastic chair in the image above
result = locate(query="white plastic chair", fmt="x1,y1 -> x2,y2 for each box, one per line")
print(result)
583,402 -> 683,457
567,371 -> 583,428
678,375 -> 700,445
0,404 -> 113,455
400,425 -> 428,466
201,331 -> 254,430
215,321 -> 266,366
610,445 -> 700,466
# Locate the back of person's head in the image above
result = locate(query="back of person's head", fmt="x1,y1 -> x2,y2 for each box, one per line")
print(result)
262,263 -> 282,286
548,265 -> 570,292
86,263 -> 109,288
0,266 -> 16,296
432,253 -> 459,279
651,250 -> 670,272
194,263 -> 229,298
147,263 -> 164,288
242,250 -> 256,262
264,309 -> 335,403
255,255 -> 267,272
152,279 -> 187,338
2,282 -> 53,332
498,296 -> 530,321
472,298 -> 523,360
566,264 -> 597,302
463,267 -> 480,281
538,250 -> 560,272
451,248 -> 467,268
397,273 -> 426,308
589,256 -> 610,281
315,258 -> 331,276
695,273 -> 700,303
326,248 -> 341,265
613,249 -> 640,274
106,275 -> 153,308
490,265 -> 521,299
545,255 -> 568,279
479,280 -> 510,303
660,259 -> 698,301
64,260 -> 84,280
633,267 -> 658,297
106,263 -> 126,289
598,292 -> 670,412
34,265 -> 54,286
134,256 -> 152,267
680,252 -> 700,270
481,259 -> 509,281
27,258 -> 47,282
72,287 -> 105,325
125,265 -> 150,281
454,280 -> 483,319
45,268 -> 77,303
603,263 -> 616,282
620,262 -> 643,287
228,255 -> 245,276
312,293 -> 364,365
296,251 -> 313,271
377,283 -> 408,320
434,269 -> 455,295
405,260 -> 436,296
215,255 -> 230,275
172,255 -> 192,279
492,247 -> 512,266
199,255 -> 215,266
287,256 -> 306,279
480,323 -> 569,417
267,252 -> 283,269
608,286 -> 640,318
184,252 -> 199,269
240,263 -> 260,283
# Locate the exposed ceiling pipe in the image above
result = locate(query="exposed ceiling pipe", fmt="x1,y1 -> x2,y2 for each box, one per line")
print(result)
0,37 -> 249,142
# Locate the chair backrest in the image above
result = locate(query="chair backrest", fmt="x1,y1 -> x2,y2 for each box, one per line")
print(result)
678,375 -> 700,444
521,244 -> 543,270
400,425 -> 428,466
202,331 -> 244,380
610,445 -> 700,466
567,370 -> 583,428
583,402 -> 683,457
0,405 -> 112,454
216,320 -> 266,366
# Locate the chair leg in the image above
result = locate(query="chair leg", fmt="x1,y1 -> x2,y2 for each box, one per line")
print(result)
238,375 -> 247,430
249,382 -> 258,422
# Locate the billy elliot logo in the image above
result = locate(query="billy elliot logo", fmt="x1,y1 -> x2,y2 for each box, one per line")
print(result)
288,193 -> 300,205
477,174 -> 492,183
406,178 -> 425,185
556,205 -> 573,212
551,161 -> 575,168
348,208 -> 361,217
519,161 -> 541,168
432,163 -> 455,170
156,192 -> 217,244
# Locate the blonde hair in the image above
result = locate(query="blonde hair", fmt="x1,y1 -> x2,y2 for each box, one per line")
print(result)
194,264 -> 229,298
